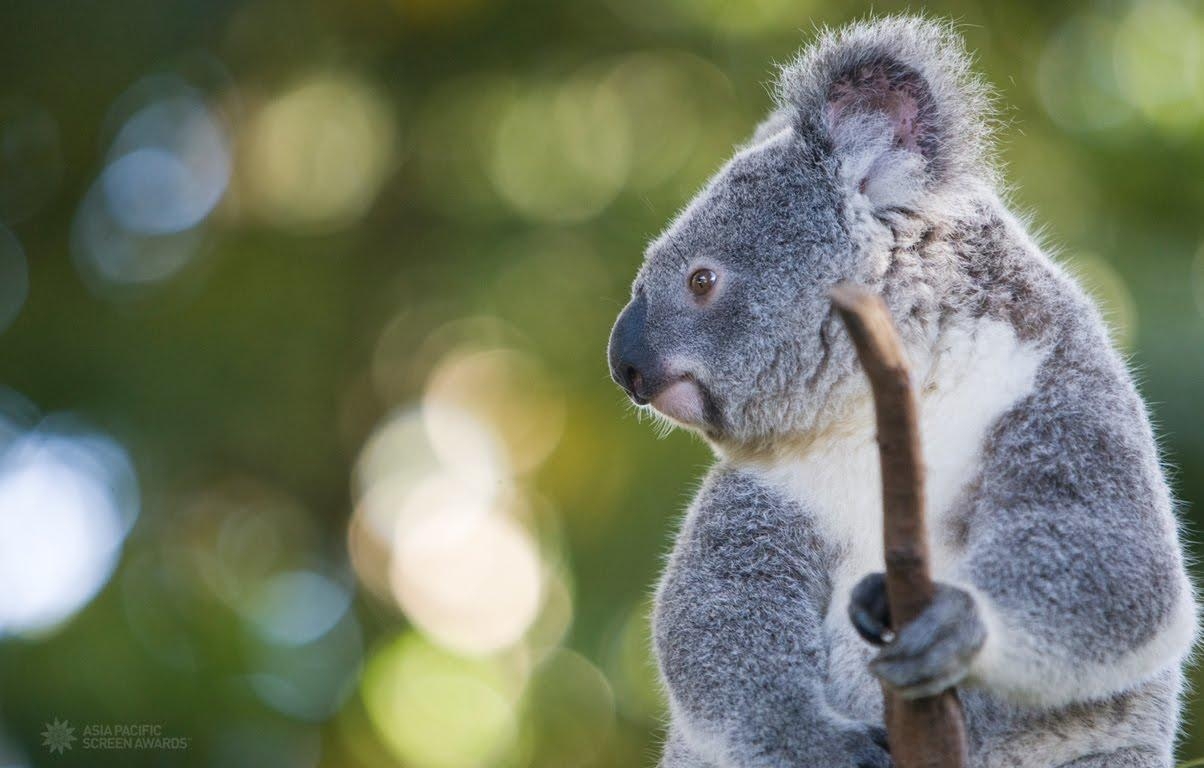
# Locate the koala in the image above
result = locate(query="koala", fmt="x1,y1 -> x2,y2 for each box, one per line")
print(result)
606,16 -> 1198,768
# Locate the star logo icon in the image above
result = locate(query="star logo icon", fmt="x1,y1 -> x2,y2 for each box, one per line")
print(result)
41,718 -> 75,754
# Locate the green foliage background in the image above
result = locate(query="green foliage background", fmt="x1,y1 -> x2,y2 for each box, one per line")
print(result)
0,0 -> 1201,766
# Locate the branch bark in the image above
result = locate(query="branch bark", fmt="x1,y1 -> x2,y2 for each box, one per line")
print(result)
829,283 -> 969,768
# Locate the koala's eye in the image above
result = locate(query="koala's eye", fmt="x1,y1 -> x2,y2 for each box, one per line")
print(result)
688,268 -> 717,297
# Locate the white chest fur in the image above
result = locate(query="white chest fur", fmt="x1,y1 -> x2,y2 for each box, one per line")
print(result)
749,318 -> 1045,640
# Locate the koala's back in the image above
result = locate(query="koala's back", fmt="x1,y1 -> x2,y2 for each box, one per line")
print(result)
942,208 -> 1189,765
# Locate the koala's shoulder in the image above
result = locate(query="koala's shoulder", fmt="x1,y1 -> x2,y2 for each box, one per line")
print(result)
690,465 -> 794,522
680,465 -> 839,561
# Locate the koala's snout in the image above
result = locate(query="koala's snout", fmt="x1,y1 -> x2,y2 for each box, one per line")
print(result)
608,293 -> 656,404
609,294 -> 707,425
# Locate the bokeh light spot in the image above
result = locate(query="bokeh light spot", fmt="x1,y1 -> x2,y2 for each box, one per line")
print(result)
362,632 -> 517,768
420,402 -> 508,490
519,649 -> 616,768
1113,0 -> 1204,134
245,607 -> 363,721
72,179 -> 206,290
0,420 -> 139,636
71,77 -> 227,293
243,570 -> 353,647
177,477 -> 317,608
351,404 -> 512,612
351,364 -> 563,651
605,53 -> 703,189
104,92 -> 230,234
353,408 -> 444,521
489,73 -> 631,222
391,482 -> 543,655
424,347 -> 565,476
243,74 -> 398,232
1038,13 -> 1135,134
525,567 -> 574,657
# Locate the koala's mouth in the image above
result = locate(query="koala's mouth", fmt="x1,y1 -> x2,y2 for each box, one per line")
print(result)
617,366 -> 719,430
641,376 -> 710,426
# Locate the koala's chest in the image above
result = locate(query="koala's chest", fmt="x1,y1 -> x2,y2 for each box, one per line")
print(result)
749,320 -> 1045,717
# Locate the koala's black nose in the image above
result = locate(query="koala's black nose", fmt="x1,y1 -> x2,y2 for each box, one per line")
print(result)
608,293 -> 654,404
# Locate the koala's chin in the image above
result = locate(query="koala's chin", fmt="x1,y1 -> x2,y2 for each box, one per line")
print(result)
648,379 -> 706,426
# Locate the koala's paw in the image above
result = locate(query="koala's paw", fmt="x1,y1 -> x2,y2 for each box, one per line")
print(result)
848,572 -> 986,700
835,722 -> 893,768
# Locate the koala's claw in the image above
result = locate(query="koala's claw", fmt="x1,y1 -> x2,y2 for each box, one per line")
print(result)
842,722 -> 893,768
865,724 -> 891,754
849,572 -> 893,645
865,582 -> 986,700
837,722 -> 895,768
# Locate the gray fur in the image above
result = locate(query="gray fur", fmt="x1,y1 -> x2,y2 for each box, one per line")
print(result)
606,15 -> 1198,768
655,470 -> 891,767
777,15 -> 999,193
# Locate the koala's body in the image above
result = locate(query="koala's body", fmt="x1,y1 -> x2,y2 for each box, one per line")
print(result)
606,17 -> 1198,768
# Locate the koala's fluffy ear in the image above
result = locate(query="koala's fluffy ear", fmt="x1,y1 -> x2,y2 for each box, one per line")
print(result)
778,16 -> 995,209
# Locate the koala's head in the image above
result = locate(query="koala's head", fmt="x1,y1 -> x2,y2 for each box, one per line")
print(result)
607,16 -> 995,451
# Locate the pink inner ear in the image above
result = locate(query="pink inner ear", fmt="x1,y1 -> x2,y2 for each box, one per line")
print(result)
827,66 -> 925,155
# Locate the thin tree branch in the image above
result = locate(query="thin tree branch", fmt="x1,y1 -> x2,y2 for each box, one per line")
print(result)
830,283 -> 969,768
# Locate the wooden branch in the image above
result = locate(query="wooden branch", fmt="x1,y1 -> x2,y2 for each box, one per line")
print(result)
830,283 -> 968,768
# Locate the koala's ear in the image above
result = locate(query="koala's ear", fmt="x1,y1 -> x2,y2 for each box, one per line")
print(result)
779,17 -> 995,208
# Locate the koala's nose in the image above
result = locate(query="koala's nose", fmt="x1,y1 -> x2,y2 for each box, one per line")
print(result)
608,293 -> 655,404
619,364 -> 646,403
